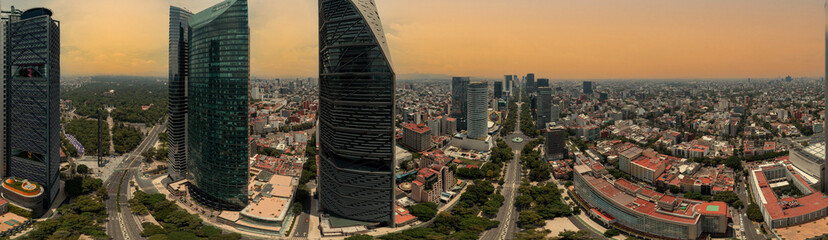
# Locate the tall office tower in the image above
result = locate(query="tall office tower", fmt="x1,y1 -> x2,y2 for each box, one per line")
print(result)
494,81 -> 503,99
525,73 -> 535,93
551,104 -> 560,122
536,87 -> 552,129
545,125 -> 566,161
467,81 -> 488,139
583,81 -> 593,94
536,78 -> 549,88
187,0 -> 249,210
451,77 -> 470,131
167,6 -> 192,181
504,75 -> 512,92
0,3 -> 6,180
318,0 -> 396,225
823,2 -> 828,195
6,8 -> 60,209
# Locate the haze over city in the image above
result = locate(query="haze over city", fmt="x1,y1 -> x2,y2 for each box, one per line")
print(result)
2,0 -> 825,79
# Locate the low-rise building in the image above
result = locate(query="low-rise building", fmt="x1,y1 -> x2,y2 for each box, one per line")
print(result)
218,171 -> 299,236
747,159 -> 828,229
572,165 -> 729,240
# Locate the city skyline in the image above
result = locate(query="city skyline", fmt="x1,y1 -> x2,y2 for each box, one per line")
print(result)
0,0 -> 824,79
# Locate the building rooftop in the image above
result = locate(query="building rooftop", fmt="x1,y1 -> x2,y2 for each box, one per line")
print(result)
579,168 -> 724,225
632,156 -> 664,171
243,197 -> 289,221
752,163 -> 828,221
404,123 -> 431,134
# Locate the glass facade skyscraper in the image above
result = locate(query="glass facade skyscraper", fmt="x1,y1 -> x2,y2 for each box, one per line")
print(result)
536,87 -> 552,129
167,6 -> 192,181
451,77 -> 469,131
6,8 -> 60,209
494,81 -> 503,99
466,81 -> 488,139
186,0 -> 249,210
583,81 -> 593,94
318,0 -> 396,225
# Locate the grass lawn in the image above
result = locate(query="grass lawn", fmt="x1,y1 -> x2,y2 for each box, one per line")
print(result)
459,158 -> 483,166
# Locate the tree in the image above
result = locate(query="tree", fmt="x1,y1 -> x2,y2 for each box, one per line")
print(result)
292,202 -> 303,215
713,191 -> 740,205
669,185 -> 681,194
684,192 -> 704,200
345,234 -> 374,240
455,167 -> 483,180
65,177 -> 85,197
142,148 -> 155,162
167,231 -> 199,240
515,229 -> 551,240
515,195 -> 533,210
197,225 -> 222,238
747,203 -> 764,222
724,156 -> 742,170
408,202 -> 438,221
77,164 -> 90,175
603,228 -> 620,238
554,230 -> 593,240
82,177 -> 103,193
208,233 -> 242,240
518,210 -> 544,229
141,223 -> 165,237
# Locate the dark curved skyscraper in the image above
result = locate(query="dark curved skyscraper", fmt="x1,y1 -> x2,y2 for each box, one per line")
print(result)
318,0 -> 396,225
187,0 -> 249,210
167,6 -> 192,181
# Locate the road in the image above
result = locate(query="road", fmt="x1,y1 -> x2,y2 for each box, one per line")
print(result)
734,176 -> 765,240
105,122 -> 165,240
481,100 -> 531,240
292,181 -> 317,238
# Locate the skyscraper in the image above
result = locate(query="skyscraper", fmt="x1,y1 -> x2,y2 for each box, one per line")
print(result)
504,75 -> 512,92
494,81 -> 503,99
545,125 -> 566,161
451,77 -> 470,131
318,0 -> 396,225
167,6 -> 192,181
583,81 -> 593,94
536,78 -> 549,88
526,73 -> 535,93
0,2 -> 6,181
536,87 -> 552,129
6,7 -> 60,208
551,104 -> 560,123
187,0 -> 249,210
823,2 -> 828,195
467,81 -> 488,139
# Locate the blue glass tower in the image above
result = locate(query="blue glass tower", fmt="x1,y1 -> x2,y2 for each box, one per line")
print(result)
318,0 -> 396,225
6,8 -> 60,209
187,0 -> 249,210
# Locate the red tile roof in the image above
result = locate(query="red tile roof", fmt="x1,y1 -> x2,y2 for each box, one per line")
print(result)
615,179 -> 640,192
632,156 -> 664,171
404,123 -> 431,134
753,168 -> 828,221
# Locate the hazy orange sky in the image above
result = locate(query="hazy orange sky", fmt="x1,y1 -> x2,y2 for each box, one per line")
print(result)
5,0 -> 825,79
